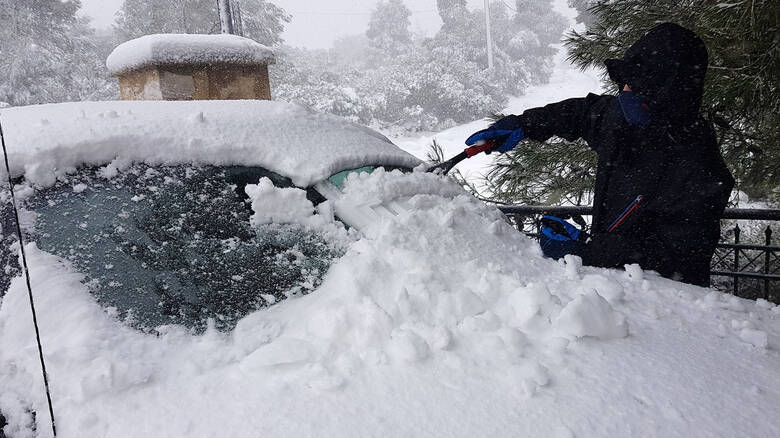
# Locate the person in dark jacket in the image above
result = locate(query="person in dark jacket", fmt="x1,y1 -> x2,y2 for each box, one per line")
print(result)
466,23 -> 734,287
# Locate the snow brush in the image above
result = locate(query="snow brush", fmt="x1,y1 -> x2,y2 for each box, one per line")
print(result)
426,140 -> 498,175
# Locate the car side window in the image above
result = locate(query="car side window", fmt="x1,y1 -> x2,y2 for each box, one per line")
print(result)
24,164 -> 344,332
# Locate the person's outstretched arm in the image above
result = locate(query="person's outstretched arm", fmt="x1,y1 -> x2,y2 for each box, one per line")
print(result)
465,93 -> 614,154
518,93 -> 613,145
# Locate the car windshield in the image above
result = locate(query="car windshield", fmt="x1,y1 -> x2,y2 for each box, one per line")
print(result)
21,164 -> 344,332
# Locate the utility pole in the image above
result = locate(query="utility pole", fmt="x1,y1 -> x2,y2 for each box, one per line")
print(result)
484,0 -> 494,69
218,0 -> 235,34
231,0 -> 245,37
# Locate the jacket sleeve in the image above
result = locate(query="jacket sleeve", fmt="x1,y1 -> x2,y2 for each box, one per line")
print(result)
518,93 -> 614,146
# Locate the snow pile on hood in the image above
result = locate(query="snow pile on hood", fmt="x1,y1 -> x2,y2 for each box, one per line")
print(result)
0,100 -> 420,188
1,171 -> 780,437
106,34 -> 275,75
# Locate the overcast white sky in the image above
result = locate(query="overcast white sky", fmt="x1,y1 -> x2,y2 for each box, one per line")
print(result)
80,0 -> 573,49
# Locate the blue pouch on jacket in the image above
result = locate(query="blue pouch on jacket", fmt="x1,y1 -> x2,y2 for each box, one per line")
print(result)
539,215 -> 583,260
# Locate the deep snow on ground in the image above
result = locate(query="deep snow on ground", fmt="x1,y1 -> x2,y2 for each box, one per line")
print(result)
1,169 -> 779,438
0,100 -> 419,188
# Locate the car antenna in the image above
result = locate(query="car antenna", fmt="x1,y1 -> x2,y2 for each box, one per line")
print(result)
0,115 -> 58,437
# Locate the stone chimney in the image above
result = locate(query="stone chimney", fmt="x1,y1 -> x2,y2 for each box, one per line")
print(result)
106,34 -> 275,101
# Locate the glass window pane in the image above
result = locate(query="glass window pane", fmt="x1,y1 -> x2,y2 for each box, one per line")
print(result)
24,164 -> 343,332
328,166 -> 377,189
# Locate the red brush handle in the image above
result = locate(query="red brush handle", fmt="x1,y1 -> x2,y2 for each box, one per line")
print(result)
465,141 -> 497,158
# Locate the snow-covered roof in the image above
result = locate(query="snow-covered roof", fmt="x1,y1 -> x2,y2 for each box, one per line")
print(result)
106,34 -> 276,76
0,100 -> 420,187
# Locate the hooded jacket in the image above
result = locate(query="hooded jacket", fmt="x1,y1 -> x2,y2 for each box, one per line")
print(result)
517,23 -> 734,286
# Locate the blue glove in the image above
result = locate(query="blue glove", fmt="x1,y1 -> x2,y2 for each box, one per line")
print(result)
465,115 -> 525,153
539,215 -> 583,260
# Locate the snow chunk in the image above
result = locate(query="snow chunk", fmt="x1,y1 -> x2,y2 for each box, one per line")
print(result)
624,263 -> 644,281
554,290 -> 629,340
387,329 -> 430,363
339,167 -> 465,206
240,338 -> 314,370
246,177 -> 315,226
0,100 -> 420,187
106,34 -> 275,75
739,328 -> 769,349
580,274 -> 625,304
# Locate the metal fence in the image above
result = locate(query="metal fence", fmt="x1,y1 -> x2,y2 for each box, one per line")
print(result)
497,205 -> 780,303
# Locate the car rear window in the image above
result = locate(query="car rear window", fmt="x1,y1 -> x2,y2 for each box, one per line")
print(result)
22,164 -> 344,332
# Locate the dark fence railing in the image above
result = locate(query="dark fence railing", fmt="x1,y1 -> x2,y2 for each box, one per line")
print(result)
497,205 -> 780,303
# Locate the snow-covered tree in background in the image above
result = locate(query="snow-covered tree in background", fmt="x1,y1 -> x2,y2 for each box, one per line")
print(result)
0,0 -> 566,134
270,47 -> 367,123
329,34 -> 370,68
510,0 -> 568,83
366,0 -> 412,57
272,1 -> 565,133
115,0 -> 290,45
567,0 -> 596,26
0,0 -> 116,106
436,0 -> 468,30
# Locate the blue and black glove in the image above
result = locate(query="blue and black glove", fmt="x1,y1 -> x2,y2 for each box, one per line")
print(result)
465,115 -> 525,154
539,215 -> 585,260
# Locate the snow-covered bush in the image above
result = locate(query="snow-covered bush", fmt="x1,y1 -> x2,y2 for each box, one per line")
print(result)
0,0 -> 117,106
271,0 -> 565,133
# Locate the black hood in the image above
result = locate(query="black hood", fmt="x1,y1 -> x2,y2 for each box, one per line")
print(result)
605,23 -> 708,123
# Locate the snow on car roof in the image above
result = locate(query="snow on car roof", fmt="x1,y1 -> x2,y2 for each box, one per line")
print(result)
0,100 -> 421,187
106,34 -> 275,75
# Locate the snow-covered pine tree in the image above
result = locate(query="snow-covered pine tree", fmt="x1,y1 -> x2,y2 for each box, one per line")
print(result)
510,0 -> 568,83
565,0 -> 780,199
366,0 -> 412,58
485,134 -> 596,206
115,0 -> 290,46
566,0 -> 596,27
436,0 -> 469,30
0,0 -> 116,106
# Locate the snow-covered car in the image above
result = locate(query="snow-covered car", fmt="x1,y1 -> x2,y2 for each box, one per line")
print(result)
0,100 -> 420,333
2,100 -> 780,438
